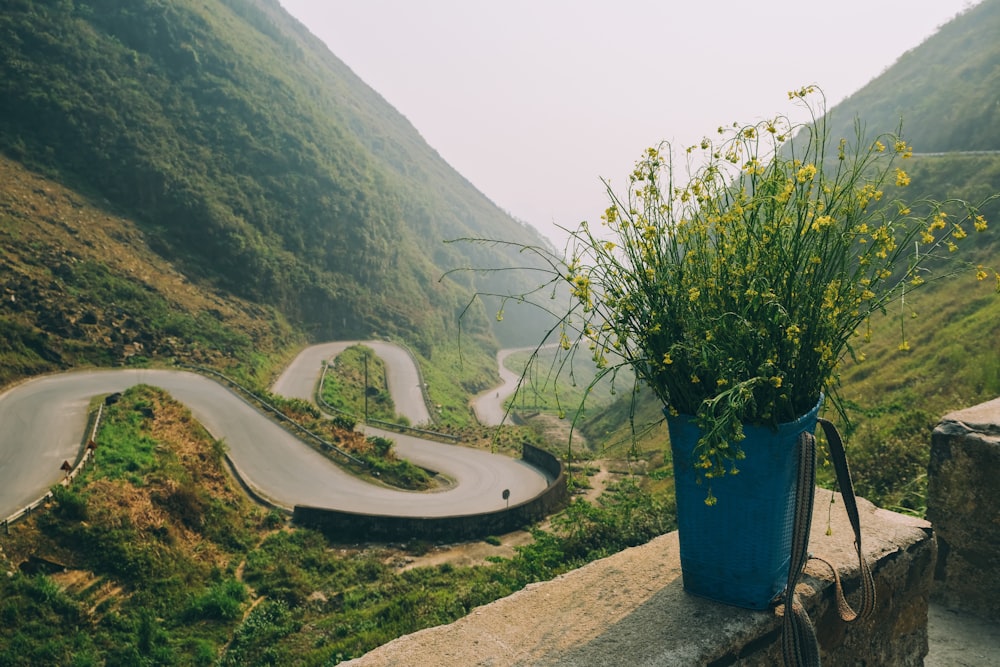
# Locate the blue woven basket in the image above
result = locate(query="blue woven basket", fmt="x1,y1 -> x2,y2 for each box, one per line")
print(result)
665,398 -> 821,610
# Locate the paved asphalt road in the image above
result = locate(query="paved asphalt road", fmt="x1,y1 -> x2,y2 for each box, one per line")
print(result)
1,343 -> 549,521
470,346 -> 546,426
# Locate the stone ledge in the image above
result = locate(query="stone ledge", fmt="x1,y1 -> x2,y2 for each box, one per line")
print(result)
344,488 -> 933,666
927,397 -> 1000,621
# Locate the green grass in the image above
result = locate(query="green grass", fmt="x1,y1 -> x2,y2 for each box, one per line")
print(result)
260,388 -> 434,492
87,397 -> 161,486
231,480 -> 674,664
0,386 -> 265,665
320,344 -> 399,423
825,274 -> 1000,514
414,342 -> 499,429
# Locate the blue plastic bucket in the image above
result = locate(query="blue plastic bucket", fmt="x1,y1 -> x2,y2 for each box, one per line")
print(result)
665,397 -> 821,609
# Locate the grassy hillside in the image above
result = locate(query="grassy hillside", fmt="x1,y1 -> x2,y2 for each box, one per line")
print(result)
821,0 -> 1000,153
0,154 -> 300,387
0,0 -> 554,387
0,386 -> 271,665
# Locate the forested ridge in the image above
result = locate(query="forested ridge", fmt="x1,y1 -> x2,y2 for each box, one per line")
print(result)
0,0 -> 550,368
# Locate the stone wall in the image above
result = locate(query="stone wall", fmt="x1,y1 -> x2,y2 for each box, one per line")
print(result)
342,489 -> 935,666
927,397 -> 1000,621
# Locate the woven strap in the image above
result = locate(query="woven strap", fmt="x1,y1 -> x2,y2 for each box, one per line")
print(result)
781,430 -> 820,666
781,418 -> 876,667
812,418 -> 877,623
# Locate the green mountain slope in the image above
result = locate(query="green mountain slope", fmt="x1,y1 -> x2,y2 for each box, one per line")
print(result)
0,154 -> 300,386
822,0 -> 1000,153
0,0 -> 551,367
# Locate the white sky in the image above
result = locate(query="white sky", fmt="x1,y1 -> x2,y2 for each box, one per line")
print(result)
279,1 -> 980,247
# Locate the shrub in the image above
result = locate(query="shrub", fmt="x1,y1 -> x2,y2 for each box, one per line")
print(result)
50,484 -> 88,521
185,579 -> 248,622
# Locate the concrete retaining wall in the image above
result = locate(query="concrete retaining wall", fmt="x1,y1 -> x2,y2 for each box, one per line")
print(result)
293,443 -> 568,542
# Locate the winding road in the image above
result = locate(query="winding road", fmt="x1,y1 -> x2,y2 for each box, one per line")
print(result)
0,343 -> 549,522
470,347 -> 528,427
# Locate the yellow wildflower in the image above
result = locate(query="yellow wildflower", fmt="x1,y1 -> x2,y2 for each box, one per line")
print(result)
811,215 -> 834,232
895,168 -> 911,187
775,179 -> 795,204
796,164 -> 817,183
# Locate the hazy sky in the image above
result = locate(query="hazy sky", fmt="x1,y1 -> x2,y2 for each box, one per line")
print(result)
279,1 -> 979,247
